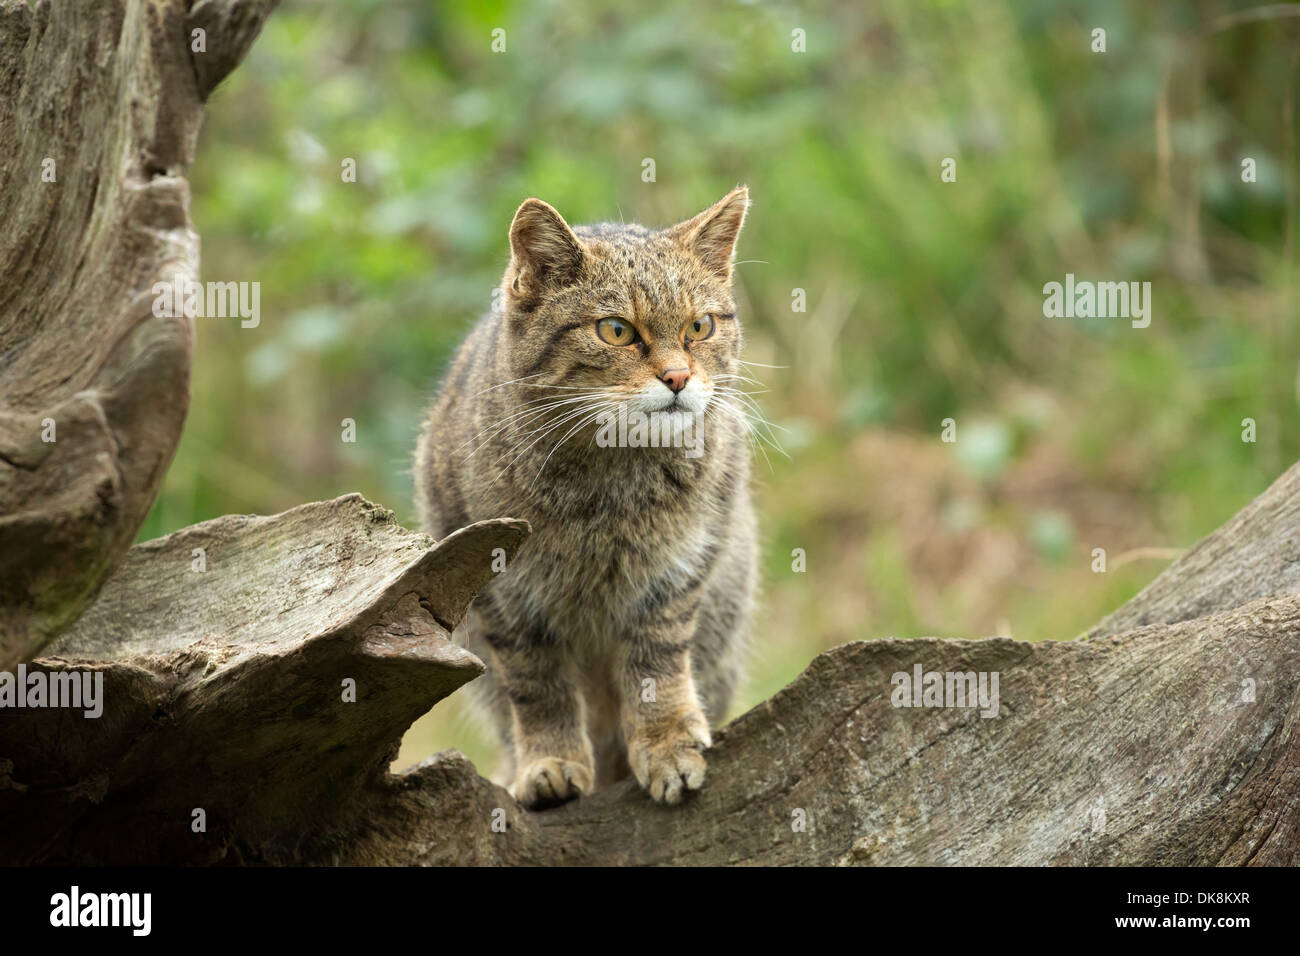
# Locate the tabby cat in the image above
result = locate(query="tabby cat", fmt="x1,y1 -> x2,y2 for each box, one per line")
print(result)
414,186 -> 757,807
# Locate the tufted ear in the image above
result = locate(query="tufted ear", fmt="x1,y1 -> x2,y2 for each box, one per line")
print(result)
668,185 -> 750,281
506,198 -> 585,301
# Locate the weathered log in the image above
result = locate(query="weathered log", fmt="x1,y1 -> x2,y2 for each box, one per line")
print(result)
0,0 -> 279,670
2,468 -> 1298,865
346,605 -> 1300,866
347,463 -> 1300,865
0,494 -> 528,864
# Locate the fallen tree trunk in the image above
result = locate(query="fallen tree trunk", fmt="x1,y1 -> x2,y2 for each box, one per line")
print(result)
2,464 -> 1298,865
0,0 -> 279,670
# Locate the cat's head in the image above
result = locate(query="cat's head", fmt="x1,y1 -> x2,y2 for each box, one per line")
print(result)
499,187 -> 749,423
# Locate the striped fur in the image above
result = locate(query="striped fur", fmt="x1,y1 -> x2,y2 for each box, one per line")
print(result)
414,187 -> 757,807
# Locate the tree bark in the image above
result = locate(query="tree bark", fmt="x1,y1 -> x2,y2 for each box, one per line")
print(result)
0,0 -> 278,670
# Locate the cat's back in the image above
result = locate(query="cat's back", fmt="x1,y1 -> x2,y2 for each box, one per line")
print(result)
413,311 -> 503,538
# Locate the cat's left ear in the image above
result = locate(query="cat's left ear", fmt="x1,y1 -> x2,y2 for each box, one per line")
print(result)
669,185 -> 750,281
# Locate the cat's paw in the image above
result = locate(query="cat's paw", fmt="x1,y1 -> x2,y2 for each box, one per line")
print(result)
511,757 -> 593,810
627,711 -> 712,805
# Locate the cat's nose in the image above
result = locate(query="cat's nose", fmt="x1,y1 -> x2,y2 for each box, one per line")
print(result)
659,367 -> 690,393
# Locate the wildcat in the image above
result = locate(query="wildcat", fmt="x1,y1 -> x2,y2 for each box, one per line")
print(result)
414,186 -> 757,807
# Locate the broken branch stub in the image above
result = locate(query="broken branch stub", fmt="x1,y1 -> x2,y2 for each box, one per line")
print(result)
0,494 -> 528,865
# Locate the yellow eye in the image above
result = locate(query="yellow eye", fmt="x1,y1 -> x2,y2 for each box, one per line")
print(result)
596,317 -> 638,346
685,314 -> 715,342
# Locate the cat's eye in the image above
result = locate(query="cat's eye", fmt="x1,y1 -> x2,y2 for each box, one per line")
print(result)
596,316 -> 638,346
684,314 -> 715,342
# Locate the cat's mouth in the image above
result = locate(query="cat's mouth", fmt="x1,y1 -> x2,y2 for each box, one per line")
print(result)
653,395 -> 704,417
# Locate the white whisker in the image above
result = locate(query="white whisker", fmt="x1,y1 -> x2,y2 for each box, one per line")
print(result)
529,402 -> 620,490
488,398 -> 614,487
458,394 -> 604,458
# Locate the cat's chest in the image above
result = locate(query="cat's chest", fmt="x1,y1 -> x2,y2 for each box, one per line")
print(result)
507,513 -> 715,637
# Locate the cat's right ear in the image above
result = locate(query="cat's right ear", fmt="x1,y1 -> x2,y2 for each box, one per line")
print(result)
506,199 -> 584,304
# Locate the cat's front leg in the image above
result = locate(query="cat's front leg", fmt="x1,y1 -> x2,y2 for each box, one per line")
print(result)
617,623 -> 712,805
489,641 -> 595,810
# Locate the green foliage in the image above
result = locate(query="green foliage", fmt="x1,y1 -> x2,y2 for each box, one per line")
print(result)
140,0 -> 1300,769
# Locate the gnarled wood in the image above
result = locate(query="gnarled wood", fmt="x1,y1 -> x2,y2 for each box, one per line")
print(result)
0,0 -> 279,670
0,495 -> 528,865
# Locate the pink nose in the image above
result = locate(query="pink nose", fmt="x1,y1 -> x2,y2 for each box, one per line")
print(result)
660,367 -> 690,393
